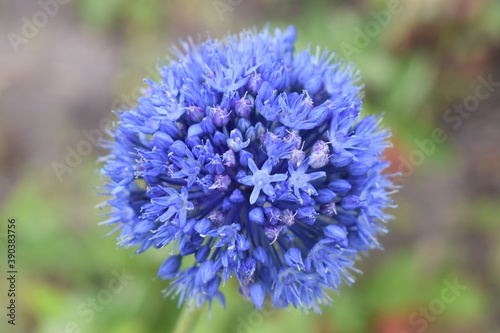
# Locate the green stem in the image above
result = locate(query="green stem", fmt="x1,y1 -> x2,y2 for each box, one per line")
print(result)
172,306 -> 203,333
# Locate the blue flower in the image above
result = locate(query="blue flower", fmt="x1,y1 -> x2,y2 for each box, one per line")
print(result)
238,158 -> 288,204
99,26 -> 397,312
287,159 -> 326,201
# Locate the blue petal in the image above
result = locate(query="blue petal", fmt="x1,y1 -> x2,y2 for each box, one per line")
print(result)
250,283 -> 265,308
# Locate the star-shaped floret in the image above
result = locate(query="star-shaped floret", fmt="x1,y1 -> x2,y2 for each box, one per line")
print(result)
287,159 -> 326,202
238,158 -> 287,204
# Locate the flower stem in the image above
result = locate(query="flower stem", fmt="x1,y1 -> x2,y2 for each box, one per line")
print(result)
172,306 -> 203,333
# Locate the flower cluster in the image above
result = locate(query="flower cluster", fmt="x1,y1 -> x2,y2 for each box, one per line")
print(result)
100,26 -> 396,312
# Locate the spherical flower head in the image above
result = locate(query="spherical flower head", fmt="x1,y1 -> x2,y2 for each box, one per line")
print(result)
99,25 -> 397,312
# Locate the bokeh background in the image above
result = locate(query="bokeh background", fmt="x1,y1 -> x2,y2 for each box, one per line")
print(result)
1,0 -> 499,332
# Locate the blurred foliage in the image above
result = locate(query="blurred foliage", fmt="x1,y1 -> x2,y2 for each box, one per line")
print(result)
1,0 -> 500,332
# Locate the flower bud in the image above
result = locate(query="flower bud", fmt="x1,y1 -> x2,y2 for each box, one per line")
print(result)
206,155 -> 224,174
195,218 -> 211,235
309,140 -> 330,168
247,73 -> 263,95
208,211 -> 225,226
237,118 -> 251,132
229,189 -> 244,203
250,283 -> 265,309
239,150 -> 253,167
249,208 -> 265,225
328,179 -> 351,194
158,255 -> 181,279
254,122 -> 266,137
195,246 -> 210,263
222,149 -> 236,167
234,97 -> 252,117
341,195 -> 362,210
289,148 -> 305,167
245,126 -> 257,142
264,225 -> 282,243
316,189 -> 336,204
186,106 -> 205,122
324,224 -> 347,246
296,206 -> 318,225
212,106 -> 231,127
213,131 -> 227,146
209,175 -> 231,191
320,200 -> 337,216
280,209 -> 295,226
252,246 -> 267,263
200,116 -> 216,134
264,207 -> 281,225
227,129 -> 249,152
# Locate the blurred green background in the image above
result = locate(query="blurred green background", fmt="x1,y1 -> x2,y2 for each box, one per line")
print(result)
1,0 -> 500,332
